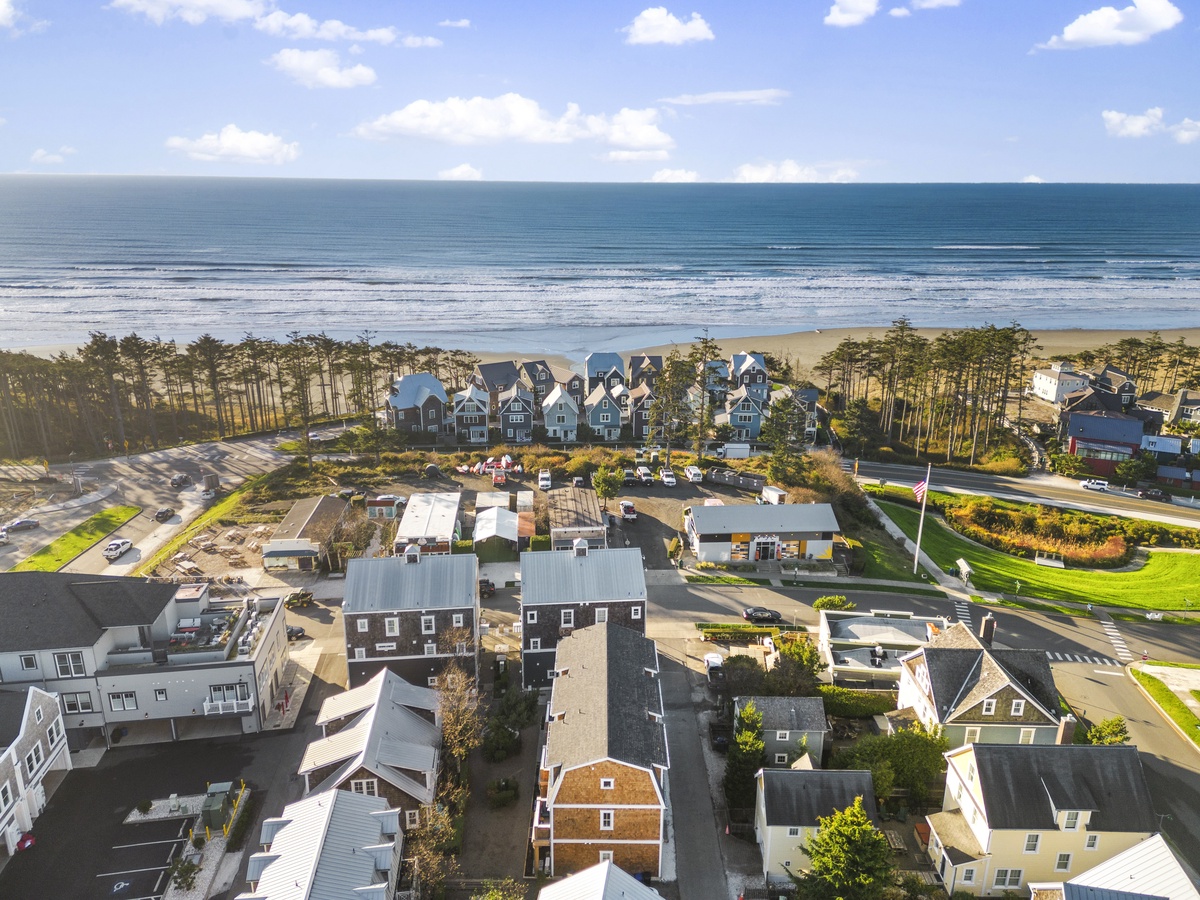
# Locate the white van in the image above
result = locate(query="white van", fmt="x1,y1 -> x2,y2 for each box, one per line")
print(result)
538,469 -> 552,490
1079,478 -> 1109,491
635,466 -> 654,485
684,465 -> 704,483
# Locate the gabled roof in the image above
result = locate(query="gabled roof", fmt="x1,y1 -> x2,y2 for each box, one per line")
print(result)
1066,409 -> 1144,445
1088,363 -> 1136,393
343,554 -> 477,613
538,860 -> 663,900
964,744 -> 1155,833
273,495 -> 347,543
316,669 -> 437,728
0,573 -> 178,652
474,506 -> 519,543
453,382 -> 490,409
546,623 -> 667,772
726,384 -> 764,411
628,354 -> 662,382
584,383 -> 619,411
301,679 -> 441,803
585,352 -> 624,378
388,373 -> 447,411
1067,833 -> 1200,900
243,789 -> 398,900
549,364 -> 583,386
627,382 -> 654,407
904,622 -> 1059,724
686,503 -> 840,536
757,768 -> 878,828
736,696 -> 826,734
731,351 -> 766,378
542,384 -> 579,414
520,359 -> 554,384
521,547 -> 646,605
498,382 -> 534,409
473,360 -> 521,392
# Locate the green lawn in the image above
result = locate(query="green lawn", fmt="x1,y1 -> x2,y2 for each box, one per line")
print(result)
877,500 -> 1200,610
10,506 -> 142,572
853,528 -> 931,583
1132,669 -> 1200,748
782,579 -> 946,598
685,574 -> 762,585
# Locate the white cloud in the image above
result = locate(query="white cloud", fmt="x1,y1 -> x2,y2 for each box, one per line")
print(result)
732,159 -> 859,183
911,0 -> 960,7
649,168 -> 698,182
1171,119 -> 1200,144
889,7 -> 911,16
623,7 -> 714,44
824,0 -> 879,27
1021,175 -> 1045,183
659,88 -> 788,106
253,10 -> 397,44
1038,0 -> 1182,50
354,93 -> 675,150
606,150 -> 671,161
399,34 -> 441,47
438,18 -> 470,28
110,0 -> 266,25
269,48 -> 375,88
438,163 -> 482,180
1,0 -> 18,29
165,123 -> 299,164
1102,106 -> 1164,137
30,146 -> 75,165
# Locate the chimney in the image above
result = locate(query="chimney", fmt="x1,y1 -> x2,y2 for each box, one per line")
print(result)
1056,714 -> 1077,745
979,614 -> 996,646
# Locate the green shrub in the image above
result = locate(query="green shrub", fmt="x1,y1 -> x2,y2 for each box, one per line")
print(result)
451,540 -> 474,554
529,535 -> 551,551
486,777 -> 520,808
818,685 -> 897,718
223,792 -> 261,852
167,858 -> 200,891
136,799 -> 153,815
192,834 -> 206,851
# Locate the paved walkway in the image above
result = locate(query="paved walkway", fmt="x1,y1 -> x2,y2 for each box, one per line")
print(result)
262,640 -> 323,730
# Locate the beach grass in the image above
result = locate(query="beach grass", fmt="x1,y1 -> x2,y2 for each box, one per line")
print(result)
9,506 -> 141,572
1132,669 -> 1200,747
877,500 -> 1200,609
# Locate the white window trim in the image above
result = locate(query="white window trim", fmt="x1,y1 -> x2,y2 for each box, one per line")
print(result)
424,643 -> 437,656
982,698 -> 996,715
20,654 -> 37,671
1064,811 -> 1080,831
527,610 -> 538,624
631,605 -> 642,620
600,778 -> 614,790
529,638 -> 541,651
787,826 -> 800,837
350,778 -> 378,797
406,809 -> 421,829
1024,833 -> 1040,853
774,753 -> 788,765
595,607 -> 608,624
1055,853 -> 1072,872
1011,699 -> 1026,716
961,868 -> 975,884
421,615 -> 436,635
356,619 -> 369,633
600,810 -> 614,831
599,850 -> 613,863
776,730 -> 790,741
385,617 -> 399,636
1019,728 -> 1036,744
354,647 -> 367,660
561,609 -> 574,628
452,613 -> 465,628
1085,835 -> 1099,851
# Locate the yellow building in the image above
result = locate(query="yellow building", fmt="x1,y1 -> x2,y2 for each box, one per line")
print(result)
926,744 -> 1156,895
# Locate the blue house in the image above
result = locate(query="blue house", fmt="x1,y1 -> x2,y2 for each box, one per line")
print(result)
498,383 -> 536,444
585,352 -> 625,394
584,384 -> 622,441
718,385 -> 766,441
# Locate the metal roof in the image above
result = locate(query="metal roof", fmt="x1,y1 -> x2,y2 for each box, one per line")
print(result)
474,507 -> 519,543
538,860 -> 664,900
547,486 -> 605,531
758,768 -> 878,828
387,372 -> 447,411
1067,834 -> 1200,900
343,555 -> 478,613
396,492 -> 461,541
520,547 -> 646,605
316,669 -> 437,727
584,352 -> 624,377
1067,410 -> 1145,445
687,503 -> 840,535
272,495 -> 347,543
825,613 -> 934,645
246,789 -> 397,900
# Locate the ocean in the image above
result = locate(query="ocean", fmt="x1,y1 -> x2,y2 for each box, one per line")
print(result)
1,177 -> 1198,358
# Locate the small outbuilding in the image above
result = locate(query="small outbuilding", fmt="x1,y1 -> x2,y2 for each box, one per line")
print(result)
261,495 -> 347,571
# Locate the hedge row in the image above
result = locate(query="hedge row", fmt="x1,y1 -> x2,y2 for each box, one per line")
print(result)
817,685 -> 897,718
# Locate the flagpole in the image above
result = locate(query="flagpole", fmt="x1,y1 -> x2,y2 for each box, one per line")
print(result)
913,463 -> 931,574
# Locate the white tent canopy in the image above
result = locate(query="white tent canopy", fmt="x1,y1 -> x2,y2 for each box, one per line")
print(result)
474,506 -> 519,544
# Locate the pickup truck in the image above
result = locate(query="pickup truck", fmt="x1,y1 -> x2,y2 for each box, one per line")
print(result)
538,469 -> 552,490
479,578 -> 496,599
620,500 -> 637,521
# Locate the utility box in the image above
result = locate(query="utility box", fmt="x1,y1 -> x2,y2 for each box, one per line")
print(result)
202,473 -> 220,491
201,793 -> 229,828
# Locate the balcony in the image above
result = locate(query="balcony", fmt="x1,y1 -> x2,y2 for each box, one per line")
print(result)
203,695 -> 255,716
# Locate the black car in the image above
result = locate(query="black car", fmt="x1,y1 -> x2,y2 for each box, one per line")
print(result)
622,469 -> 638,486
6,518 -> 40,532
170,473 -> 192,488
1138,488 -> 1173,503
286,625 -> 306,641
154,507 -> 175,522
742,606 -> 782,624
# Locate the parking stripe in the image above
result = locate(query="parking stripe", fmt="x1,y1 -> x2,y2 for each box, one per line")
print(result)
96,866 -> 169,878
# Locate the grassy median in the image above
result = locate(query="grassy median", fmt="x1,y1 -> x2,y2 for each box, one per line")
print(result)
9,506 -> 142,572
1132,669 -> 1200,748
878,500 -> 1200,610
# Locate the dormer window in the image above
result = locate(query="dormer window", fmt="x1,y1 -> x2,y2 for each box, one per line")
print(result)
1064,811 -> 1079,831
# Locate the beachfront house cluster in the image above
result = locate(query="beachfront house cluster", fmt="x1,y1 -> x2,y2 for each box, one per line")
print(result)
382,350 -> 819,449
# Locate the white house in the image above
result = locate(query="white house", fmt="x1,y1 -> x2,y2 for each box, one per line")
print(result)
0,686 -> 71,860
1028,833 -> 1200,900
683,503 -> 841,563
819,608 -> 950,685
537,860 -> 664,899
1032,362 -> 1090,405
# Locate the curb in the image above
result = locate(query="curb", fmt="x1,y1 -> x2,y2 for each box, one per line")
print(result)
1124,662 -> 1200,761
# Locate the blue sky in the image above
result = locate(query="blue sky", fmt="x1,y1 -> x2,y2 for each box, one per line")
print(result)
1,0 -> 1196,182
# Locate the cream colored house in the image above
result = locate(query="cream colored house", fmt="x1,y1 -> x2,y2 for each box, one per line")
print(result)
926,744 -> 1156,896
753,768 -> 878,884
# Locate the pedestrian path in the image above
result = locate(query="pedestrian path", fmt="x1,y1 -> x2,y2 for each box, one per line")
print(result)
1095,611 -> 1135,662
1045,650 -> 1123,667
953,596 -> 974,628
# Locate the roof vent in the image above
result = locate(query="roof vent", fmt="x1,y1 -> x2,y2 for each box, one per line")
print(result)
404,545 -> 421,564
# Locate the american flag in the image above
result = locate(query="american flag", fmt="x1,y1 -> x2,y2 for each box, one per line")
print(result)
913,480 -> 928,502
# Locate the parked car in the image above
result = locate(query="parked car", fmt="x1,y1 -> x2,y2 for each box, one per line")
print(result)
1138,488 -> 1173,503
620,500 -> 637,521
492,471 -> 507,486
479,578 -> 497,599
103,538 -> 133,561
0,528 -> 10,546
635,466 -> 654,485
1079,479 -> 1109,491
684,465 -> 704,483
742,607 -> 782,624
538,469 -> 552,490
572,476 -> 585,488
154,507 -> 175,523
6,518 -> 39,532
623,469 -> 638,486
659,468 -> 677,487
286,624 -> 307,641
169,473 -> 191,488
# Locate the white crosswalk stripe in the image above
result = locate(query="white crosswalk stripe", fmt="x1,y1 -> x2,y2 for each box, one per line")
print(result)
1045,651 -> 1122,667
954,598 -> 973,628
1099,621 -> 1134,659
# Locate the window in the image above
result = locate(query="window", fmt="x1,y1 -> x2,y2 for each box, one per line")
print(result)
1064,811 -> 1080,831
1056,853 -> 1072,872
526,609 -> 538,625
406,809 -> 421,829
787,827 -> 800,837
452,613 -> 464,628
47,718 -> 63,745
356,618 -> 369,633
34,707 -> 43,724
600,810 -> 614,830
599,851 -> 614,863
631,605 -> 642,620
982,699 -> 996,715
1085,835 -> 1099,851
109,692 -> 137,711
209,684 -> 249,702
967,763 -> 975,781
385,617 -> 399,636
965,727 -> 981,744
506,429 -> 513,438
0,781 -> 11,810
456,642 -> 468,655
774,753 -> 788,765
511,414 -> 525,423
993,869 -> 1022,888
426,677 -> 438,686
25,741 -> 44,777
354,648 -> 367,660
424,643 -> 437,655
961,869 -> 975,885
561,609 -> 575,628
1019,728 -> 1036,744
556,415 -> 565,424
600,778 -> 615,790
350,779 -> 378,796
422,615 -> 436,635
600,413 -> 611,423
376,642 -> 397,652
62,692 -> 93,714
595,607 -> 608,624
530,638 -> 541,651
20,654 -> 36,670
54,651 -> 85,678
1011,699 -> 1026,716
1024,834 -> 1040,853
155,689 -> 168,702
776,731 -> 790,741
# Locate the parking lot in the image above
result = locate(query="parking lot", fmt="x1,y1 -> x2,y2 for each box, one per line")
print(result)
97,817 -> 192,899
